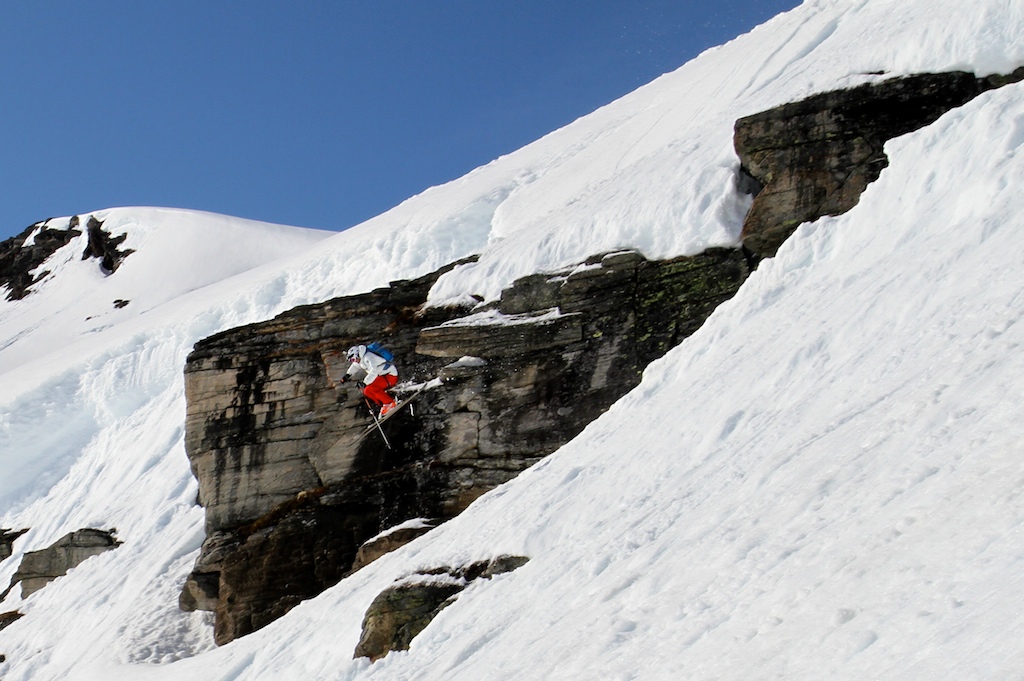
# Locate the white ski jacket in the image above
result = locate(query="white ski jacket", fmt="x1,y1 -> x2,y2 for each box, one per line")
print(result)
345,347 -> 398,385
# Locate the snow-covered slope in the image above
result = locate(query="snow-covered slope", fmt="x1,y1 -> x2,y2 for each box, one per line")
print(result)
0,208 -> 332,514
0,207 -> 332,377
1,0 -> 1023,679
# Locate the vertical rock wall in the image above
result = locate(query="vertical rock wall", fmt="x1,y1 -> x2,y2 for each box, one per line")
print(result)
736,69 -> 1024,257
181,248 -> 750,644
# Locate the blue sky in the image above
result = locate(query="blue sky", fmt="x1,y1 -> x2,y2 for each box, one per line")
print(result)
0,1 -> 799,242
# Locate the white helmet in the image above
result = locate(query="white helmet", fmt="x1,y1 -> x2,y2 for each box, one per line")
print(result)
346,345 -> 365,363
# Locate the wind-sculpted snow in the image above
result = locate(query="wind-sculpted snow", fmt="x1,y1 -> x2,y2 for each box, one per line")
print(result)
0,0 -> 1023,679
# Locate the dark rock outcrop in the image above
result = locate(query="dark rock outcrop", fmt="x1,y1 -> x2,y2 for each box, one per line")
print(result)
0,611 -> 23,632
0,214 -> 136,300
8,529 -> 121,598
181,248 -> 749,644
0,529 -> 27,562
0,222 -> 80,300
354,556 -> 529,661
81,216 -> 134,274
736,68 -> 1024,257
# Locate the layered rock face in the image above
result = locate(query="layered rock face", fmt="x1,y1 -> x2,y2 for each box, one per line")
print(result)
8,529 -> 120,598
181,248 -> 750,644
736,68 -> 1024,256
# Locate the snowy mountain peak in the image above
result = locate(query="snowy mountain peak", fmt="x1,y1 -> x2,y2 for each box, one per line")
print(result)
0,207 -> 331,378
3,207 -> 330,304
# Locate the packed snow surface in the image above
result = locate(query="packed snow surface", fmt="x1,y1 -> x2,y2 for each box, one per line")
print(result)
1,0 -> 1023,679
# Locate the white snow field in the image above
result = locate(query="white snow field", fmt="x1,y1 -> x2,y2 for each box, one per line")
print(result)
1,0 -> 1023,679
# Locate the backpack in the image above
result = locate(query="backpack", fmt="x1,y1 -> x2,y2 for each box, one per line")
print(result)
365,341 -> 395,368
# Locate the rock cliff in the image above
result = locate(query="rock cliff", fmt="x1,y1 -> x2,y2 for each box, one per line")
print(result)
178,67 -> 1024,650
181,248 -> 749,644
736,68 -> 1024,256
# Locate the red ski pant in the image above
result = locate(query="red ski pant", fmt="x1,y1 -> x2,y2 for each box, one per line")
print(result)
363,374 -> 398,407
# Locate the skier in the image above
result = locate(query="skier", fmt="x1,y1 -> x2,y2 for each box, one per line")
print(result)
342,344 -> 399,417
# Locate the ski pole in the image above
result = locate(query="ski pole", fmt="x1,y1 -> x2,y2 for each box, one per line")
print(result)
365,398 -> 392,449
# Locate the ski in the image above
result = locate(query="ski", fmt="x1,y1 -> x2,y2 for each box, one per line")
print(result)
354,377 -> 442,445
363,378 -> 435,430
